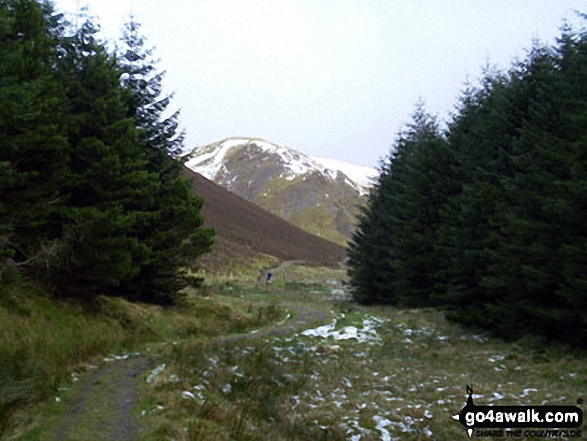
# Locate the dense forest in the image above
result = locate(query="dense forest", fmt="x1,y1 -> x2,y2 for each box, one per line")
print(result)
348,21 -> 587,346
0,0 -> 214,304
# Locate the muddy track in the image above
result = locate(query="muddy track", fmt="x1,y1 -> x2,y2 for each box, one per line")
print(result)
47,297 -> 330,441
219,302 -> 330,345
48,356 -> 152,441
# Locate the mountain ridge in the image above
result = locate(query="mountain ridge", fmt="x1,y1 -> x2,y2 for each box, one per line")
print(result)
183,137 -> 376,245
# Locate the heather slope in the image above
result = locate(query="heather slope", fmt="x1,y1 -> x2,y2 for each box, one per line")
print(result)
182,167 -> 346,272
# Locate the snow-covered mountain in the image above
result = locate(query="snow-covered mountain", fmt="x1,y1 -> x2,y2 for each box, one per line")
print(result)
183,137 -> 377,245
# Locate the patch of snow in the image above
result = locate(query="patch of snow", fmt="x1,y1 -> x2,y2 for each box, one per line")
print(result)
146,364 -> 166,383
489,392 -> 504,402
184,139 -> 240,180
312,156 -> 377,194
277,313 -> 292,325
300,317 -> 382,343
373,415 -> 393,441
521,388 -> 538,397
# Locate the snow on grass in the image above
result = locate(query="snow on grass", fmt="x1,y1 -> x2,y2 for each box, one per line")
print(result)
300,316 -> 382,344
146,364 -> 166,383
181,391 -> 195,399
145,289 -> 587,441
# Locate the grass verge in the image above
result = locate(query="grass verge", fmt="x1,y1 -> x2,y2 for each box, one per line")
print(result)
137,279 -> 587,441
0,279 -> 287,439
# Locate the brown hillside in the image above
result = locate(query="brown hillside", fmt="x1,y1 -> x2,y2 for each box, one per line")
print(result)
182,167 -> 346,269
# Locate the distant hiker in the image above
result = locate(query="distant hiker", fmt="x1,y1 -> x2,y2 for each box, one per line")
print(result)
266,272 -> 272,284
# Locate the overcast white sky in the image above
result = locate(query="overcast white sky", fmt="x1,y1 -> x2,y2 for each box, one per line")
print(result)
52,0 -> 586,167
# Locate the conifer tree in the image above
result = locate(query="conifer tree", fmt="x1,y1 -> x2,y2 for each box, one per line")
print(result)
388,105 -> 458,307
116,16 -> 213,303
347,161 -> 397,304
434,69 -> 520,330
348,22 -> 587,346
0,0 -> 68,280
48,17 -> 158,295
118,16 -> 184,157
348,103 -> 455,306
483,38 -> 587,343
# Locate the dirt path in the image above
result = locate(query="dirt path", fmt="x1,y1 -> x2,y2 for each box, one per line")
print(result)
45,295 -> 330,441
48,356 -> 152,441
219,302 -> 330,345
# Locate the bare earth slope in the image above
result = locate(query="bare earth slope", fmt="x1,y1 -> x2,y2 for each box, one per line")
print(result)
182,167 -> 346,268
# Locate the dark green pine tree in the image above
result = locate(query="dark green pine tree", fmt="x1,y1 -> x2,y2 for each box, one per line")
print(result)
552,24 -> 587,344
348,104 -> 430,305
348,103 -> 458,307
436,69 -> 519,330
388,104 -> 458,307
347,159 -> 398,304
49,17 -> 159,296
484,35 -> 587,344
478,45 -> 566,338
118,16 -> 184,157
0,0 -> 68,282
116,16 -> 213,303
122,170 -> 214,305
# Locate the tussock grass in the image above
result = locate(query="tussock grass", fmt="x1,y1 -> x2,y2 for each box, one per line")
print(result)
0,279 -> 286,438
0,284 -> 133,433
197,254 -> 279,284
7,266 -> 586,440
139,278 -> 587,441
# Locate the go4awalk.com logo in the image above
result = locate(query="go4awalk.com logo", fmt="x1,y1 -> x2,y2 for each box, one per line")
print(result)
452,386 -> 584,438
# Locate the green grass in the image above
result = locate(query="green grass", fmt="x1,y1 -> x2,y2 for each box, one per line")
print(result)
0,279 -> 286,439
0,283 -> 136,434
137,278 -> 587,441
4,266 -> 586,441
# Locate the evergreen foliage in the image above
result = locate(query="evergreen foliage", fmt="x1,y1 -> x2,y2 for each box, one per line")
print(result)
348,23 -> 587,346
0,1 -> 212,303
0,0 -> 68,278
118,16 -> 184,158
